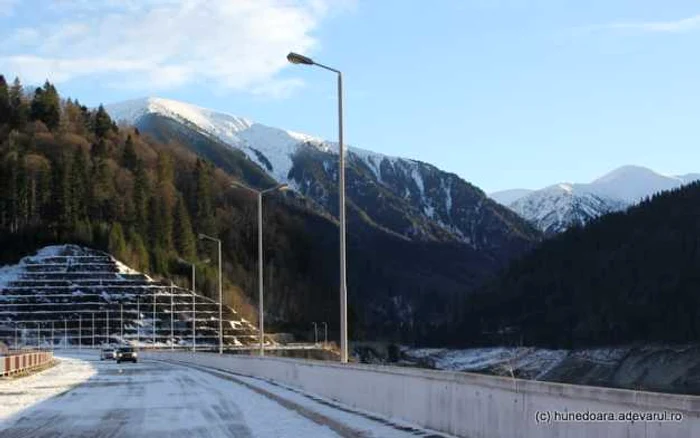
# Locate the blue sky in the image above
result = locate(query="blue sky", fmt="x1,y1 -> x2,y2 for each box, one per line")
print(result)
1,1 -> 700,193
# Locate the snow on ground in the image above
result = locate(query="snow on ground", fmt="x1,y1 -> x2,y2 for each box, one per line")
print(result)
404,346 -> 570,379
0,350 -> 341,437
231,373 -> 455,438
571,347 -> 630,365
0,353 -> 96,423
0,263 -> 21,289
114,259 -> 142,276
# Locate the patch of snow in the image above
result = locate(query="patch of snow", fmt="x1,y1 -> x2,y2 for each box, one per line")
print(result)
199,366 -> 456,438
509,183 -> 628,234
445,182 -> 453,214
34,246 -> 70,258
0,264 -> 21,289
411,165 -> 425,198
106,97 -> 413,192
0,355 -> 96,423
114,260 -> 139,276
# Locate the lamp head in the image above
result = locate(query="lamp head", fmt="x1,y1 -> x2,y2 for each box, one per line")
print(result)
287,52 -> 314,65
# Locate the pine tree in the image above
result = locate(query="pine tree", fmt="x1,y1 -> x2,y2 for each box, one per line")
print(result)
51,155 -> 73,231
90,158 -> 116,222
108,222 -> 127,261
0,75 -> 9,125
8,77 -> 28,130
30,87 -> 45,124
194,159 -> 216,235
28,82 -> 60,130
93,104 -> 112,138
0,153 -> 19,231
91,138 -> 108,158
127,228 -> 150,272
42,81 -> 61,130
132,162 -> 150,235
174,194 -> 196,259
70,151 -> 89,222
122,134 -> 138,171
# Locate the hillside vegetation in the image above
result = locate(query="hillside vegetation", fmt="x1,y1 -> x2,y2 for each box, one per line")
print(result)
457,182 -> 700,348
0,75 -> 341,328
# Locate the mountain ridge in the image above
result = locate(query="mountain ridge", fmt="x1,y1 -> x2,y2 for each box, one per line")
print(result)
490,165 -> 700,234
106,96 -> 540,253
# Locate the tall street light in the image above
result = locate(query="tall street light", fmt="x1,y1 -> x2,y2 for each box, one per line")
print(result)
170,282 -> 174,350
198,233 -> 223,354
231,181 -> 288,356
287,51 -> 349,363
178,258 -> 197,352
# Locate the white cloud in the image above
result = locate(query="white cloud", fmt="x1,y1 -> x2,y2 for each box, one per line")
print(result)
0,0 -> 352,97
604,13 -> 700,34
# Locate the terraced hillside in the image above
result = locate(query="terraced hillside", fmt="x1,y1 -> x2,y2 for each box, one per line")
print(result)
0,245 -> 260,349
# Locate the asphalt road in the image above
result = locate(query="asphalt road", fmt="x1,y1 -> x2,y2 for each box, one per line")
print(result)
0,354 -> 340,438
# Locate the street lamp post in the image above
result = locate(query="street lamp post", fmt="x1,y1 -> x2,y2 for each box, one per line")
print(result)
231,181 -> 288,356
198,234 -> 223,354
170,282 -> 174,351
136,298 -> 140,345
79,314 -> 82,350
153,288 -> 157,347
287,52 -> 348,363
177,259 -> 197,352
120,303 -> 124,343
191,267 -> 195,352
91,313 -> 95,348
312,322 -> 318,344
106,309 -> 109,346
64,318 -> 68,348
51,321 -> 55,350
322,321 -> 328,345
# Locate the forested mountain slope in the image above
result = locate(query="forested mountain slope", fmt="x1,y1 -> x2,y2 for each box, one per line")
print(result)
459,181 -> 700,348
0,76 -> 538,342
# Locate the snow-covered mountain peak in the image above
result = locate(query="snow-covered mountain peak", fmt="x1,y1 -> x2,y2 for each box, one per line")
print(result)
105,97 -> 408,187
108,97 -> 254,141
104,97 -> 539,248
497,164 -> 699,234
591,165 -> 660,185
555,183 -> 574,194
590,165 -> 689,203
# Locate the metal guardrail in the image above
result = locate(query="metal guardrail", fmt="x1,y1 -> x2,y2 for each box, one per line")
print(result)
0,350 -> 54,377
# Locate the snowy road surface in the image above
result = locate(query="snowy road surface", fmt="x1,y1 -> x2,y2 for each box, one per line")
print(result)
0,352 -> 451,438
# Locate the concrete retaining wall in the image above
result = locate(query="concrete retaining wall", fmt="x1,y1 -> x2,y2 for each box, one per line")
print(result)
0,350 -> 53,376
145,351 -> 700,438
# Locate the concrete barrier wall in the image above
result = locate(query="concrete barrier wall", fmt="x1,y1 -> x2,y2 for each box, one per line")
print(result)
0,350 -> 53,376
145,351 -> 700,438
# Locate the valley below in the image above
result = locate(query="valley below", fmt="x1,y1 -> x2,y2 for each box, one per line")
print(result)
354,343 -> 700,396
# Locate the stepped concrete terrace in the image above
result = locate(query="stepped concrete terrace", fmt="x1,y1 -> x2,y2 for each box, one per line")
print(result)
0,245 -> 262,349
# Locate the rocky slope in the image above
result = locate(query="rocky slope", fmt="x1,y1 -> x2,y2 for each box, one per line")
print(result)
107,97 -> 539,255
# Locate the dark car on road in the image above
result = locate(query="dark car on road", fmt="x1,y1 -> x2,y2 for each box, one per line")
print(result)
116,347 -> 138,363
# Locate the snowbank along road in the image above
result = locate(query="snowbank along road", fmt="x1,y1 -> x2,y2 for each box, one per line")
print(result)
0,351 -> 452,437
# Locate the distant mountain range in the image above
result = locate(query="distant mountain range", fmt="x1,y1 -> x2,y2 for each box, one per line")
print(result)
490,166 -> 700,234
106,97 -> 540,339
